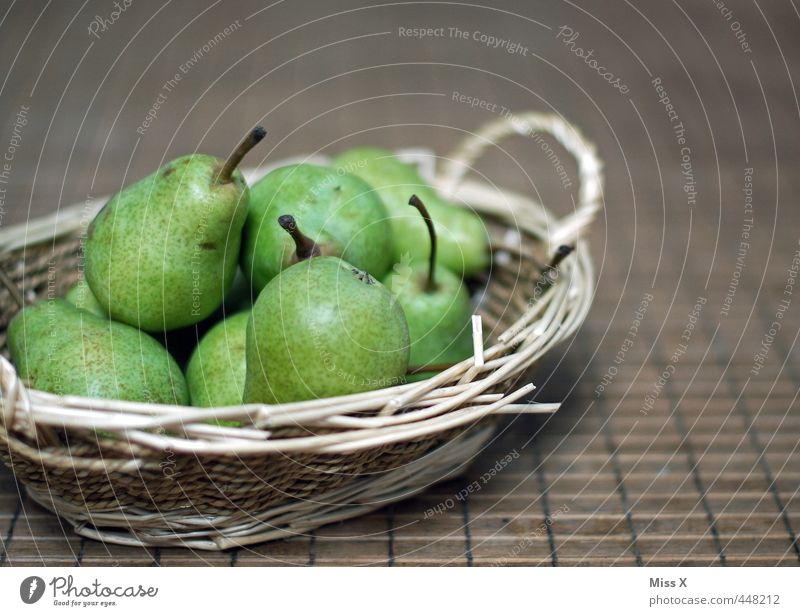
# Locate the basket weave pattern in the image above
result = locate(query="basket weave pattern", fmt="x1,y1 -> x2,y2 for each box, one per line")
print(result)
0,113 -> 601,550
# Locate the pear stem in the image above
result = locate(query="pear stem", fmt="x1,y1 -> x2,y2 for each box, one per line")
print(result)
278,215 -> 321,261
408,195 -> 436,293
549,244 -> 573,268
537,244 -> 574,290
217,126 -> 267,184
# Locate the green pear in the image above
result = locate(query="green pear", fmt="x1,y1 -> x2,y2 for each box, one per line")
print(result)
243,216 -> 409,404
64,279 -> 106,318
384,196 -> 473,372
240,163 -> 393,291
186,310 -> 249,413
8,299 -> 188,404
85,127 -> 267,332
332,147 -> 489,276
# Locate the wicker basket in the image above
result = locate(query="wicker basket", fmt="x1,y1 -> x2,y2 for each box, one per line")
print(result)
0,112 -> 602,550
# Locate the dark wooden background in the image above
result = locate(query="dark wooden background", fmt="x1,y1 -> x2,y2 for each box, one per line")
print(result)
1,0 -> 798,565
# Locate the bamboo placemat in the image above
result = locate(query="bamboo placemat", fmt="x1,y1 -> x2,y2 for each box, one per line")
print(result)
2,236 -> 796,566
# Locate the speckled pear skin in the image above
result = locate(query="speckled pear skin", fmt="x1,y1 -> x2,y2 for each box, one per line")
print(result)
186,310 -> 249,411
241,164 -> 394,291
64,279 -> 107,318
85,154 -> 248,332
332,148 -> 490,276
384,262 -> 473,368
8,300 -> 188,404
244,257 -> 410,404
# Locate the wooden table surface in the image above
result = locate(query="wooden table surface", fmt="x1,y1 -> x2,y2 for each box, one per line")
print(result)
1,0 -> 799,565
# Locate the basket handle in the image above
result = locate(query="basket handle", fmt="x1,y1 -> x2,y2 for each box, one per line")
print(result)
437,112 -> 603,245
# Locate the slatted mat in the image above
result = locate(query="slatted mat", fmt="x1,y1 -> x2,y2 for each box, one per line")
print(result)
1,0 -> 799,566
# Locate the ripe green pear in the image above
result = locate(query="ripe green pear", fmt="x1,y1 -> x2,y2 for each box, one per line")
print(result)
8,299 -> 188,404
186,310 -> 249,411
64,279 -> 106,317
243,220 -> 409,404
332,147 -> 489,276
383,196 -> 473,372
85,127 -> 266,332
386,264 -> 473,366
240,163 -> 393,291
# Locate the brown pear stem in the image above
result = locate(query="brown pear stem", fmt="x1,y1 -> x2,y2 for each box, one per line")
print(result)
548,244 -> 573,270
408,195 -> 436,293
217,126 -> 267,184
278,215 -> 321,261
537,244 -> 574,290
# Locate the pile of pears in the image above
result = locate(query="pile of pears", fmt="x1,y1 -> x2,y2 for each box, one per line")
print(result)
9,128 -> 491,419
